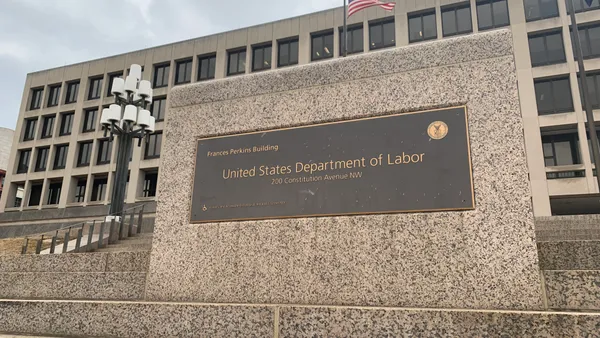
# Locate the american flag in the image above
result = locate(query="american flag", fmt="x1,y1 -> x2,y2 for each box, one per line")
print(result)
348,0 -> 396,17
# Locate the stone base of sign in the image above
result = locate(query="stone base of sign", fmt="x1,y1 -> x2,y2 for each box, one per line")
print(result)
147,29 -> 544,310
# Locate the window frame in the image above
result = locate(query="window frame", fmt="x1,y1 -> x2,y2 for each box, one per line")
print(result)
197,54 -> 217,81
23,118 -> 37,142
17,149 -> 31,174
528,29 -> 566,67
277,37 -> 299,68
534,76 -> 575,115
107,72 -> 123,97
339,24 -> 364,54
311,29 -> 334,61
153,63 -> 170,88
65,81 -> 80,104
252,43 -> 273,72
542,133 -> 581,166
29,88 -> 44,110
578,71 -> 600,109
59,112 -> 74,136
142,172 -> 158,198
34,147 -> 50,172
82,108 -> 97,133
369,19 -> 396,50
53,144 -> 69,170
174,58 -> 193,85
144,132 -> 163,160
567,0 -> 600,13
408,9 -> 437,43
571,22 -> 600,60
28,182 -> 43,207
87,76 -> 103,100
74,179 -> 87,203
476,0 -> 510,31
150,97 -> 167,122
91,177 -> 108,202
227,48 -> 248,76
441,2 -> 473,37
47,84 -> 61,107
46,181 -> 62,205
77,141 -> 93,167
524,0 -> 560,22
96,139 -> 112,165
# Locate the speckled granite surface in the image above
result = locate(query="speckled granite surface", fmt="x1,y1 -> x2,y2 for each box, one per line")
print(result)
545,270 -> 600,311
0,252 -> 149,273
538,241 -> 600,270
148,29 -> 543,310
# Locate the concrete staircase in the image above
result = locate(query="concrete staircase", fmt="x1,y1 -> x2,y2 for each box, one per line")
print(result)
93,233 -> 153,253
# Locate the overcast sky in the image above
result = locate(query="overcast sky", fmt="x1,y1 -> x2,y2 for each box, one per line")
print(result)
0,0 -> 341,129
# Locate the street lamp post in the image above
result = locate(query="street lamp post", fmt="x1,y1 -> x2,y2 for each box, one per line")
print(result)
100,64 -> 155,218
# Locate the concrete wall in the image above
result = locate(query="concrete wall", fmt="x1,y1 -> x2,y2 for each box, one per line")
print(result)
0,128 -> 14,171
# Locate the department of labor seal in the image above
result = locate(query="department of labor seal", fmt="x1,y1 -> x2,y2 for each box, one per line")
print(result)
427,121 -> 448,140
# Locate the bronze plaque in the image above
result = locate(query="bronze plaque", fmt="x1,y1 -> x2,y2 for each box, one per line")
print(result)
191,106 -> 474,223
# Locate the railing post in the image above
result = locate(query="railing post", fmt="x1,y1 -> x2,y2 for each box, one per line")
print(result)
98,221 -> 106,249
35,236 -> 44,254
50,231 -> 58,254
74,228 -> 83,253
109,218 -> 117,245
137,205 -> 144,234
21,238 -> 29,254
119,212 -> 126,240
87,221 -> 95,252
62,228 -> 71,254
128,209 -> 135,237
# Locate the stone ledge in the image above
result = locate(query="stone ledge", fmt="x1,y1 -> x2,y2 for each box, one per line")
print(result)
544,270 -> 600,311
0,252 -> 149,273
0,301 -> 599,337
538,241 -> 600,270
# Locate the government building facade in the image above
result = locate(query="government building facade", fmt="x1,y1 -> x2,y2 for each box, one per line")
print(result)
1,0 -> 599,218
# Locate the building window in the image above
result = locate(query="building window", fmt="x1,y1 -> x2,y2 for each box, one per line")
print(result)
153,63 -> 170,88
23,118 -> 37,141
97,139 -> 112,165
524,0 -> 559,22
82,108 -> 97,133
47,84 -> 61,107
227,48 -> 247,76
107,72 -> 123,96
87,77 -> 103,100
197,54 -> 216,81
29,88 -> 43,110
542,133 -> 580,166
65,81 -> 80,104
46,181 -> 62,205
311,30 -> 334,61
567,0 -> 600,13
41,115 -> 55,139
28,183 -> 43,207
476,0 -> 510,31
91,177 -> 107,202
151,97 -> 166,122
17,149 -> 31,174
278,38 -> 299,67
534,76 -> 574,115
74,179 -> 86,203
252,44 -> 272,72
571,23 -> 600,60
369,19 -> 395,50
59,112 -> 74,136
578,72 -> 600,109
53,144 -> 68,170
174,59 -> 192,85
339,24 -> 364,54
442,3 -> 473,37
145,132 -> 162,159
408,10 -> 437,43
142,172 -> 158,197
35,147 -> 49,172
528,30 -> 566,66
77,141 -> 93,167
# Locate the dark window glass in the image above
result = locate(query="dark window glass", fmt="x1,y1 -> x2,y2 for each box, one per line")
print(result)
75,179 -> 86,203
571,23 -> 600,60
151,97 -> 166,121
542,133 -> 580,166
278,38 -> 299,67
442,3 -> 473,36
524,0 -> 559,21
198,55 -> 216,81
28,183 -> 42,207
53,145 -> 68,170
174,59 -> 192,85
153,64 -> 170,88
339,25 -> 364,54
29,88 -> 43,110
83,109 -> 97,133
578,72 -> 600,109
77,141 -> 93,167
311,30 -> 334,61
41,115 -> 55,139
477,0 -> 510,31
408,10 -> 437,43
23,118 -> 37,141
528,30 -> 566,66
107,72 -> 123,96
567,0 -> 600,13
228,49 -> 247,76
91,177 -> 107,202
47,85 -> 61,107
534,77 -> 574,114
97,139 -> 112,165
143,172 -> 158,197
87,77 -> 103,100
35,147 -> 49,172
46,181 -> 62,205
252,44 -> 272,72
17,149 -> 31,174
145,133 -> 162,159
65,81 -> 79,104
59,112 -> 74,136
369,19 -> 395,50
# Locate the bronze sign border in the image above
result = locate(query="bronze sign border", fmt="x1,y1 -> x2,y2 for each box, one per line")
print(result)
189,105 -> 475,224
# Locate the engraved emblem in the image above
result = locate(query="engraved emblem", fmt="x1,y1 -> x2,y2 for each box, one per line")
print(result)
427,121 -> 448,140
202,205 -> 208,212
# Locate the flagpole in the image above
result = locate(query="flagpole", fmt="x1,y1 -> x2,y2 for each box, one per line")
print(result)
343,0 -> 348,57
569,0 -> 600,192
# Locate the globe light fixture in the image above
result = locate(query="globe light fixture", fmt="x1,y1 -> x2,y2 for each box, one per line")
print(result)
100,64 -> 155,217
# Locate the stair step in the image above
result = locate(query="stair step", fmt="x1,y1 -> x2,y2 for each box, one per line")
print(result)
94,246 -> 151,252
